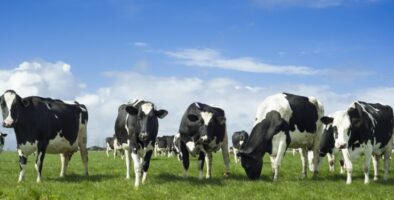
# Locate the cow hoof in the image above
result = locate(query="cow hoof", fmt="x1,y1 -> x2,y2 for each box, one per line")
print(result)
373,176 -> 378,181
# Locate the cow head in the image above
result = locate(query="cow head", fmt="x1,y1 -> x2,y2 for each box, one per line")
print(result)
125,102 -> 168,143
321,102 -> 364,149
0,132 -> 7,152
232,130 -> 249,149
237,151 -> 262,180
0,90 -> 29,128
185,110 -> 225,149
319,122 -> 336,157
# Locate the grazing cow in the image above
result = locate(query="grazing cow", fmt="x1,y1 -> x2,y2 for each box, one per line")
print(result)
0,132 -> 7,152
114,99 -> 168,187
0,90 -> 88,182
238,93 -> 324,180
321,101 -> 394,184
232,131 -> 249,163
106,136 -> 124,159
178,102 -> 230,179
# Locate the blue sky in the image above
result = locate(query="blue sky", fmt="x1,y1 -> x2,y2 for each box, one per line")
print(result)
1,0 -> 394,148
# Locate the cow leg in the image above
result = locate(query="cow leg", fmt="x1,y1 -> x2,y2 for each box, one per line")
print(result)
17,152 -> 27,183
78,127 -> 89,176
327,153 -> 335,172
221,132 -> 231,176
60,153 -> 71,177
372,155 -> 380,181
363,147 -> 373,184
35,142 -> 48,183
299,148 -> 308,179
131,152 -> 142,187
270,156 -> 275,178
233,148 -> 238,163
124,149 -> 131,179
142,150 -> 153,184
205,152 -> 212,179
383,148 -> 391,181
342,149 -> 353,184
198,151 -> 205,180
272,139 -> 287,181
180,141 -> 190,177
339,159 -> 345,174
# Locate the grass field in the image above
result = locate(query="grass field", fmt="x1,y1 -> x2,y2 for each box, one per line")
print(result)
1,151 -> 394,200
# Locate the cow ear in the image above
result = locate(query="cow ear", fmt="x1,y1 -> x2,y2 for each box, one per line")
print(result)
21,99 -> 30,107
187,114 -> 199,122
217,116 -> 226,125
155,109 -> 168,119
351,117 -> 363,128
321,116 -> 334,125
125,105 -> 138,115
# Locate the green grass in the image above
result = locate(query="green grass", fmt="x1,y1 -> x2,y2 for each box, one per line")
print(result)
1,151 -> 394,200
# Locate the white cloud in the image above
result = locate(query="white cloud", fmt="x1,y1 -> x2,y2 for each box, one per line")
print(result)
164,48 -> 318,75
133,42 -> 148,47
252,0 -> 381,9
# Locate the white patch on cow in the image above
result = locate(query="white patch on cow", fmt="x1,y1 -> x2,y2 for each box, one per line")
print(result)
358,103 -> 377,127
141,103 -> 153,115
201,135 -> 208,141
131,152 -> 142,187
18,141 -> 38,156
331,110 -> 351,148
186,141 -> 196,153
194,102 -> 200,109
254,93 -> 293,126
137,141 -> 154,157
46,103 -> 51,110
3,92 -> 16,125
201,111 -> 213,125
239,140 -> 244,146
46,131 -> 79,153
125,114 -> 130,135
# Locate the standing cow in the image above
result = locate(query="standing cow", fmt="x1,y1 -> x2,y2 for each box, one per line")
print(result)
232,130 -> 249,163
238,93 -> 324,180
178,102 -> 230,179
0,132 -> 7,153
321,101 -> 393,184
0,90 -> 88,182
114,99 -> 168,187
106,136 -> 124,159
319,120 -> 345,173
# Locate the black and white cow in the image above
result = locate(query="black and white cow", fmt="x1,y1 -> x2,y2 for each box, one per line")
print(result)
178,102 -> 230,179
232,130 -> 249,163
114,99 -> 168,187
319,121 -> 345,173
0,90 -> 89,182
321,101 -> 394,184
155,136 -> 169,156
238,93 -> 324,180
0,132 -> 7,153
106,136 -> 124,159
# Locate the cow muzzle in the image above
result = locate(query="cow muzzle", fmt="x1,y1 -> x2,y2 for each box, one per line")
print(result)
139,132 -> 149,141
2,120 -> 14,128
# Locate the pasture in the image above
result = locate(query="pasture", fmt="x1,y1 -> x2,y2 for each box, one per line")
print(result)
0,151 -> 393,200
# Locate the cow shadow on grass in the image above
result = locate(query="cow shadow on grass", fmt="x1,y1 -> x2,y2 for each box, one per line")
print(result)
155,173 -> 269,185
318,173 -> 394,185
48,173 -> 117,183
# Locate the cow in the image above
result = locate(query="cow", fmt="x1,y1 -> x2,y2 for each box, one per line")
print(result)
320,101 -> 394,184
319,120 -> 346,173
178,102 -> 230,179
114,99 -> 168,187
0,90 -> 88,182
0,132 -> 7,152
155,136 -> 169,156
232,130 -> 249,163
106,136 -> 124,159
238,93 -> 324,181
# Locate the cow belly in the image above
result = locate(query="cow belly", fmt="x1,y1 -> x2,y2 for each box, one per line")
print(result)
46,134 -> 78,153
18,141 -> 38,156
288,131 -> 316,148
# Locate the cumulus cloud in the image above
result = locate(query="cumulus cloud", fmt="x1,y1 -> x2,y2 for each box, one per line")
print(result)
164,48 -> 318,75
0,60 -> 84,99
252,0 -> 381,9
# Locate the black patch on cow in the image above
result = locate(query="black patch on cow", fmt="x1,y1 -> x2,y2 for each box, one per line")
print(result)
319,125 -> 335,156
283,93 -> 318,133
347,102 -> 393,151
